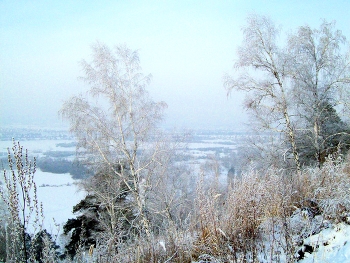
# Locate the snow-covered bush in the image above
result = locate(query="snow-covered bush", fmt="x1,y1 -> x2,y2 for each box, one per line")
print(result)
190,168 -> 296,262
0,140 -> 60,263
293,155 -> 350,222
189,155 -> 350,263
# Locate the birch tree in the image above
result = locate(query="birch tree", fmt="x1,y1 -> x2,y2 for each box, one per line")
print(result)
225,15 -> 350,171
224,15 -> 301,172
288,21 -> 350,167
61,43 -> 167,239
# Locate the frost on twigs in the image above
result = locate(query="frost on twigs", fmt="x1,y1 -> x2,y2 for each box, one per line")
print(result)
0,140 -> 45,262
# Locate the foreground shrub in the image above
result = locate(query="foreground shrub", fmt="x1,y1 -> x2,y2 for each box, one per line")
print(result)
292,155 -> 350,223
191,169 -> 295,262
0,140 -> 60,263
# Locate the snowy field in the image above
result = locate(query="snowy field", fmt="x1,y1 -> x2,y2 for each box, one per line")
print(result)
0,139 -> 76,158
0,139 -> 83,234
0,168 -> 85,235
35,170 -> 85,234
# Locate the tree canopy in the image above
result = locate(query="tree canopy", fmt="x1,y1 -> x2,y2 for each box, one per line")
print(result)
225,15 -> 350,170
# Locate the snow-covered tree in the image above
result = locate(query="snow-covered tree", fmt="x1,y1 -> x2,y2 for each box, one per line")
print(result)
288,21 -> 350,166
61,42 -> 168,242
224,14 -> 301,172
225,15 -> 350,170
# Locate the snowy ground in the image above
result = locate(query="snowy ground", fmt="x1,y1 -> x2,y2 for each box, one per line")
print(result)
35,170 -> 86,234
299,223 -> 350,263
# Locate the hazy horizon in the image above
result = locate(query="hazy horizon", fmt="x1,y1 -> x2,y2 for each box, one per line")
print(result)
1,1 -> 349,131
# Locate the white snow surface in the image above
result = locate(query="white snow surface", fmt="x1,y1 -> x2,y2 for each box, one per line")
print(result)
0,139 -> 75,152
299,223 -> 350,263
35,170 -> 86,233
1,169 -> 85,235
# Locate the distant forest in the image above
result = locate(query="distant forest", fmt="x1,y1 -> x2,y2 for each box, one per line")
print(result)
0,150 -> 88,180
37,157 -> 88,179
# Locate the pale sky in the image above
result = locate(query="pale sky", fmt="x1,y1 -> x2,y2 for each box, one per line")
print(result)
1,0 -> 349,130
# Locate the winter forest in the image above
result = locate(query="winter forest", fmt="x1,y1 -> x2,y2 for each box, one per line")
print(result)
2,13 -> 350,263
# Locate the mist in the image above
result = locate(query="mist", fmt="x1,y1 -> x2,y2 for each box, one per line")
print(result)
1,1 -> 349,130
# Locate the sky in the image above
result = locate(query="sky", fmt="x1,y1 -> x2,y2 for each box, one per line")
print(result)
1,0 -> 350,131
